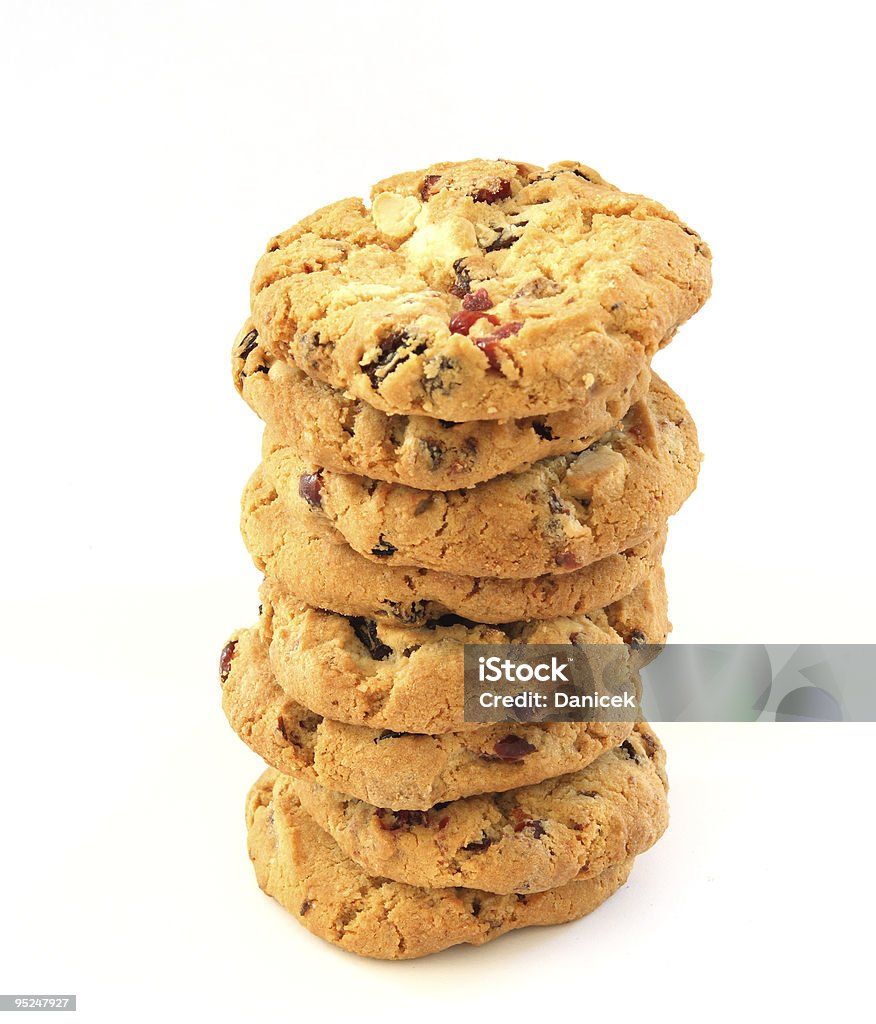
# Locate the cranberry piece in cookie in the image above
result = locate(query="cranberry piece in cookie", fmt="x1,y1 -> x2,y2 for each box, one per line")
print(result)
298,472 -> 323,509
493,735 -> 537,761
449,309 -> 499,336
219,640 -> 237,683
472,179 -> 512,204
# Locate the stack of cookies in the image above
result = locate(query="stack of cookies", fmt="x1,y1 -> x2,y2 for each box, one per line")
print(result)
220,159 -> 711,959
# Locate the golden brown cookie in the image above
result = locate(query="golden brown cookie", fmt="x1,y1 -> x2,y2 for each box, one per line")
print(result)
261,374 -> 699,578
234,319 -> 651,490
288,723 -> 668,895
241,464 -> 667,623
220,626 -> 635,810
263,569 -> 668,734
247,768 -> 636,959
250,158 -> 710,420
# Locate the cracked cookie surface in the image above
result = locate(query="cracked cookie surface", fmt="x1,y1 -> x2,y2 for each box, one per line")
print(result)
250,158 -> 710,420
247,767 -> 635,959
233,319 -> 651,489
289,723 -> 667,895
241,464 -> 666,623
262,569 -> 668,734
261,374 -> 699,578
221,626 -> 635,810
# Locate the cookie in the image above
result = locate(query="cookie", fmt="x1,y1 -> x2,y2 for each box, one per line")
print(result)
221,626 -> 635,810
262,568 -> 668,734
249,158 -> 710,421
261,373 -> 699,578
234,319 -> 652,490
247,768 -> 636,959
241,465 -> 666,623
288,723 -> 667,895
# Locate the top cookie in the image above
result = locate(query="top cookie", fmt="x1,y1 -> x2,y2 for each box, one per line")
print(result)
250,159 -> 711,421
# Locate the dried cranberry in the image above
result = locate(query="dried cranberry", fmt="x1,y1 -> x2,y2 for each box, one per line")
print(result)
510,811 -> 546,838
462,288 -> 492,311
437,816 -> 450,830
493,735 -> 536,761
219,640 -> 237,683
449,309 -> 499,335
377,808 -> 427,831
472,179 -> 511,203
555,551 -> 581,569
298,472 -> 323,509
474,322 -> 522,370
349,617 -> 393,660
420,174 -> 441,200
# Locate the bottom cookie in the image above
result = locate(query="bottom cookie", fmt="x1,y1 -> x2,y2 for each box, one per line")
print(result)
247,768 -> 635,960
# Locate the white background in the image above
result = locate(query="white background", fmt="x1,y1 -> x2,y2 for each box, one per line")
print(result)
1,2 -> 873,1021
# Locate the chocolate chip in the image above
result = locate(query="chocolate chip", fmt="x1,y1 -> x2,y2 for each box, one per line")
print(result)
348,617 -> 393,660
299,899 -> 312,916
237,329 -> 258,359
374,729 -> 406,742
471,898 -> 482,917
382,600 -> 428,624
438,420 -> 457,429
464,834 -> 492,853
484,232 -> 518,253
422,438 -> 445,470
422,355 -> 462,395
363,330 -> 425,388
298,472 -> 323,509
524,820 -> 546,839
472,179 -> 511,203
532,419 -> 556,441
493,735 -> 537,761
449,258 -> 472,298
420,174 -> 441,201
370,535 -> 398,558
610,302 -> 622,312
548,490 -> 565,515
620,740 -> 640,763
253,364 -> 269,374
219,640 -> 237,683
516,894 -> 528,903
298,330 -> 321,354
